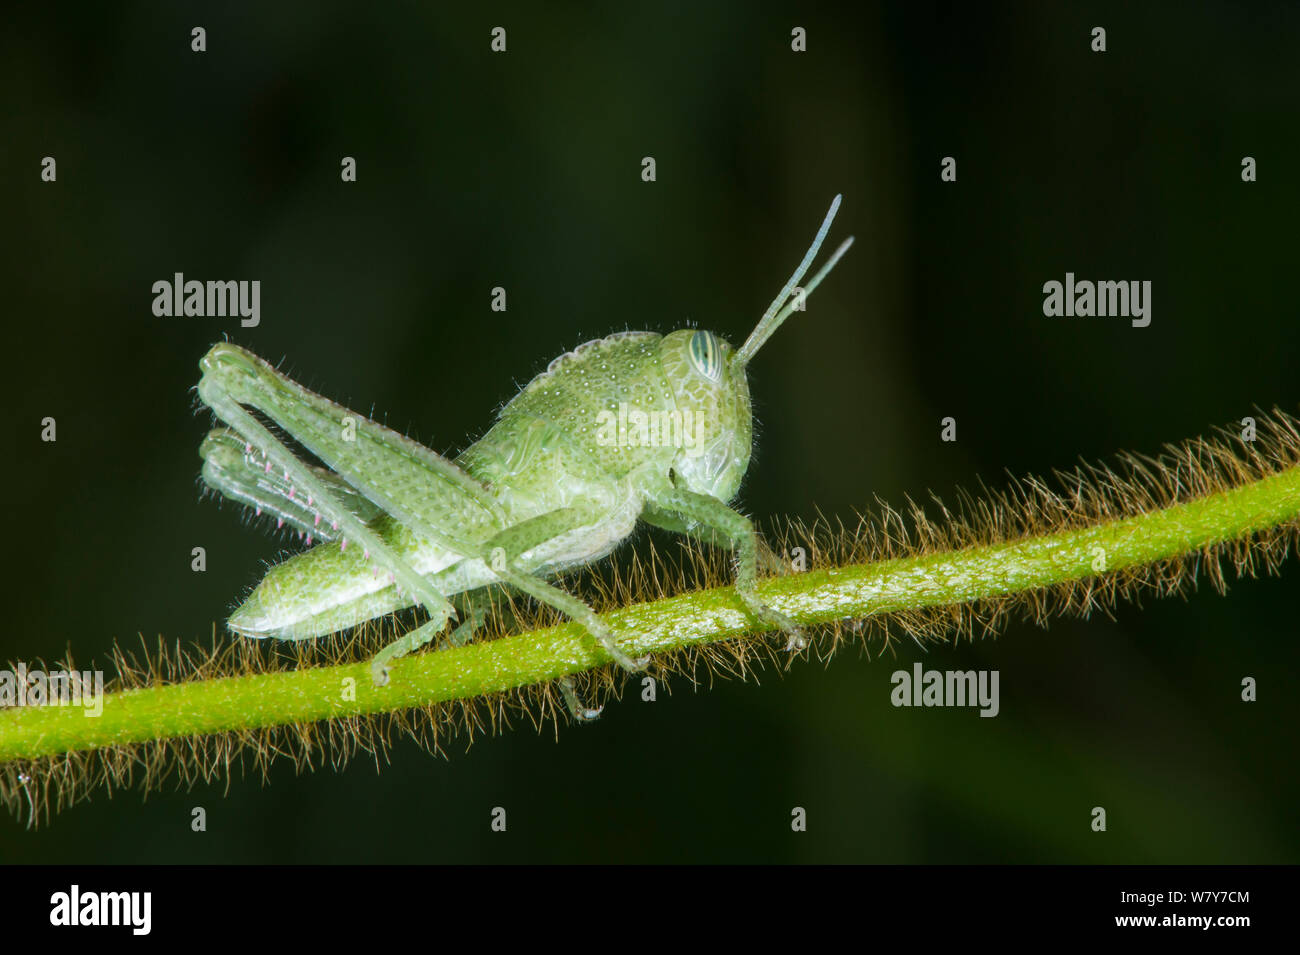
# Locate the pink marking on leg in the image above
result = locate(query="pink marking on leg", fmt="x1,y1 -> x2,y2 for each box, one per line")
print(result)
306,534 -> 313,546
264,460 -> 272,473
277,518 -> 284,529
340,539 -> 347,552
314,513 -> 321,527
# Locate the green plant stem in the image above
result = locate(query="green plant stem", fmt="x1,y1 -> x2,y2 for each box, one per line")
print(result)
2,466 -> 1298,763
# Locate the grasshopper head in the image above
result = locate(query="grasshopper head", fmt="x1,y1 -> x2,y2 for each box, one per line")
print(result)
659,196 -> 854,502
658,328 -> 752,502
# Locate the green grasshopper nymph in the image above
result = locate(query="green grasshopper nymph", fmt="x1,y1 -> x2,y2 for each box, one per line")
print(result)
196,196 -> 853,718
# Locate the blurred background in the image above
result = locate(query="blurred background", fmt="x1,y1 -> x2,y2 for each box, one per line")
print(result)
2,1 -> 1297,862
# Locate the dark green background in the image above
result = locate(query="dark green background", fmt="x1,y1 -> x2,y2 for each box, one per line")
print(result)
2,2 -> 1296,862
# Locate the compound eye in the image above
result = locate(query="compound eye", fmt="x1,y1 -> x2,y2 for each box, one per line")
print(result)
687,330 -> 723,382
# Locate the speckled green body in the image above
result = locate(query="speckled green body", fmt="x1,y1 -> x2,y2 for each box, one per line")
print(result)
214,329 -> 752,640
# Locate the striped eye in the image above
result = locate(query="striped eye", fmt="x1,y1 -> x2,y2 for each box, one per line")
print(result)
687,330 -> 723,382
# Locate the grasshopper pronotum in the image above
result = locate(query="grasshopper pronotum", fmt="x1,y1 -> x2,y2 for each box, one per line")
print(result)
196,197 -> 853,717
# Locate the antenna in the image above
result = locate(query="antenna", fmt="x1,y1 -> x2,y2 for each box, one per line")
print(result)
734,195 -> 854,366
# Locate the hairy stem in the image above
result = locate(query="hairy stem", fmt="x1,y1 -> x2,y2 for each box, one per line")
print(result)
2,464 -> 1298,764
